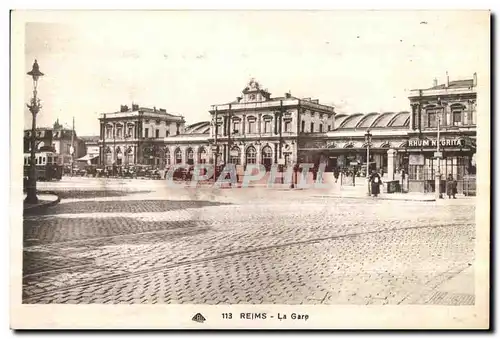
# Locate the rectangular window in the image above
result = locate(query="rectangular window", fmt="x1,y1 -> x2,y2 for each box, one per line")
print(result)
116,127 -> 122,138
264,120 -> 271,133
310,122 -> 314,133
233,122 -> 240,134
127,127 -> 133,138
301,121 -> 305,133
155,129 -> 159,138
145,128 -> 149,138
166,130 -> 170,137
319,124 -> 323,133
453,111 -> 462,126
427,111 -> 437,128
284,121 -> 291,132
106,128 -> 112,139
248,120 -> 256,133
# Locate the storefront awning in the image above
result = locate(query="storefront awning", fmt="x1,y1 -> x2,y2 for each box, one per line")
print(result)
76,154 -> 99,161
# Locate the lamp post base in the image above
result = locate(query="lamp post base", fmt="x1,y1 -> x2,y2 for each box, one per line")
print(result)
435,173 -> 443,200
24,191 -> 38,205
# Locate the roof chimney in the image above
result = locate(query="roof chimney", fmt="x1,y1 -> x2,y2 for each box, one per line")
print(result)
285,92 -> 291,99
236,96 -> 242,103
433,78 -> 438,87
473,72 -> 477,87
446,71 -> 449,87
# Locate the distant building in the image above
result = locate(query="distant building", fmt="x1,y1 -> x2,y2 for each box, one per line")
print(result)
23,119 -> 86,165
78,136 -> 100,165
98,103 -> 185,166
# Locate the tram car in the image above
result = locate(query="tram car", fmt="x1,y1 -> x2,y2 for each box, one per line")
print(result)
23,151 -> 63,181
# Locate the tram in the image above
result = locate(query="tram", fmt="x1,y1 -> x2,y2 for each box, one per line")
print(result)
23,151 -> 63,181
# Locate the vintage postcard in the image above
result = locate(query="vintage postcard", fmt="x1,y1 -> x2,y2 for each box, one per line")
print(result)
10,9 -> 490,329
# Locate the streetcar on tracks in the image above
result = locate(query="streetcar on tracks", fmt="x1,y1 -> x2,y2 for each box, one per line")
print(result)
23,151 -> 63,181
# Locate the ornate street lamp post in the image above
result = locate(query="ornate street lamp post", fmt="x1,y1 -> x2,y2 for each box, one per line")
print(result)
364,129 -> 372,196
435,98 -> 444,200
25,60 -> 44,204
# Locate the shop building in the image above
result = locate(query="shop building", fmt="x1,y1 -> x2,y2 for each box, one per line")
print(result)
406,73 -> 477,194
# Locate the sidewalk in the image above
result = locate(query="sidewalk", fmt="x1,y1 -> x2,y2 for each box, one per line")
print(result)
23,192 -> 60,213
316,191 -> 437,201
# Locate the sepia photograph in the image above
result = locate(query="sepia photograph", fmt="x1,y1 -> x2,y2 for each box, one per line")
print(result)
9,9 -> 490,329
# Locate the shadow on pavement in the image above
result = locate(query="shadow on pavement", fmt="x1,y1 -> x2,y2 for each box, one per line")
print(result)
41,190 -> 153,200
27,199 -> 232,216
23,215 -> 215,246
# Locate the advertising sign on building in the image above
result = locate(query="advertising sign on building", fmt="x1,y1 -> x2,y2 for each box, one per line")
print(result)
409,154 -> 425,165
408,138 -> 465,148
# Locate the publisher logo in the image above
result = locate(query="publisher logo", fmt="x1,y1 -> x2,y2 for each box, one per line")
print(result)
192,313 -> 206,323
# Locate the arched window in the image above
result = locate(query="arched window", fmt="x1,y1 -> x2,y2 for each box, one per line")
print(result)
261,145 -> 273,169
175,148 -> 182,164
126,146 -> 134,165
186,148 -> 194,165
230,146 -> 241,165
198,147 -> 207,164
245,146 -> 257,164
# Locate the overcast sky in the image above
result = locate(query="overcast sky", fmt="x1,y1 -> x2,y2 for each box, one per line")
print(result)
23,10 -> 488,136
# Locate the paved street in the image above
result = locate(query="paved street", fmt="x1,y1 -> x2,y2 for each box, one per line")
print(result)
23,177 -> 475,305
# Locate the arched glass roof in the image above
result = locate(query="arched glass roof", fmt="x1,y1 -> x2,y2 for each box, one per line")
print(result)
357,113 -> 379,128
371,112 -> 396,128
333,114 -> 350,127
388,112 -> 410,127
339,113 -> 364,128
334,111 -> 410,130
184,121 -> 210,134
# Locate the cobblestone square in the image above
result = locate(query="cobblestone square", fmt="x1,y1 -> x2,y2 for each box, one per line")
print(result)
22,178 -> 476,305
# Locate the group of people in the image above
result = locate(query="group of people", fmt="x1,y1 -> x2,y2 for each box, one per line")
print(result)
333,166 -> 459,199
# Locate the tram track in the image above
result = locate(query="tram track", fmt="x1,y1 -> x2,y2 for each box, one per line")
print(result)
22,222 -> 470,303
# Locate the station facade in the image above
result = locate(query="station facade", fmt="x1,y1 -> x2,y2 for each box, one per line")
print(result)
95,76 -> 477,194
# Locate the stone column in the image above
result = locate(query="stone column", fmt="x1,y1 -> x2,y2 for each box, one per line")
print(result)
240,145 -> 245,166
387,149 -> 397,181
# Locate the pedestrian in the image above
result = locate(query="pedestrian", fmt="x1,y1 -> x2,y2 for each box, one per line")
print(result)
401,168 -> 406,192
333,167 -> 340,183
369,169 -> 382,197
446,173 -> 457,199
